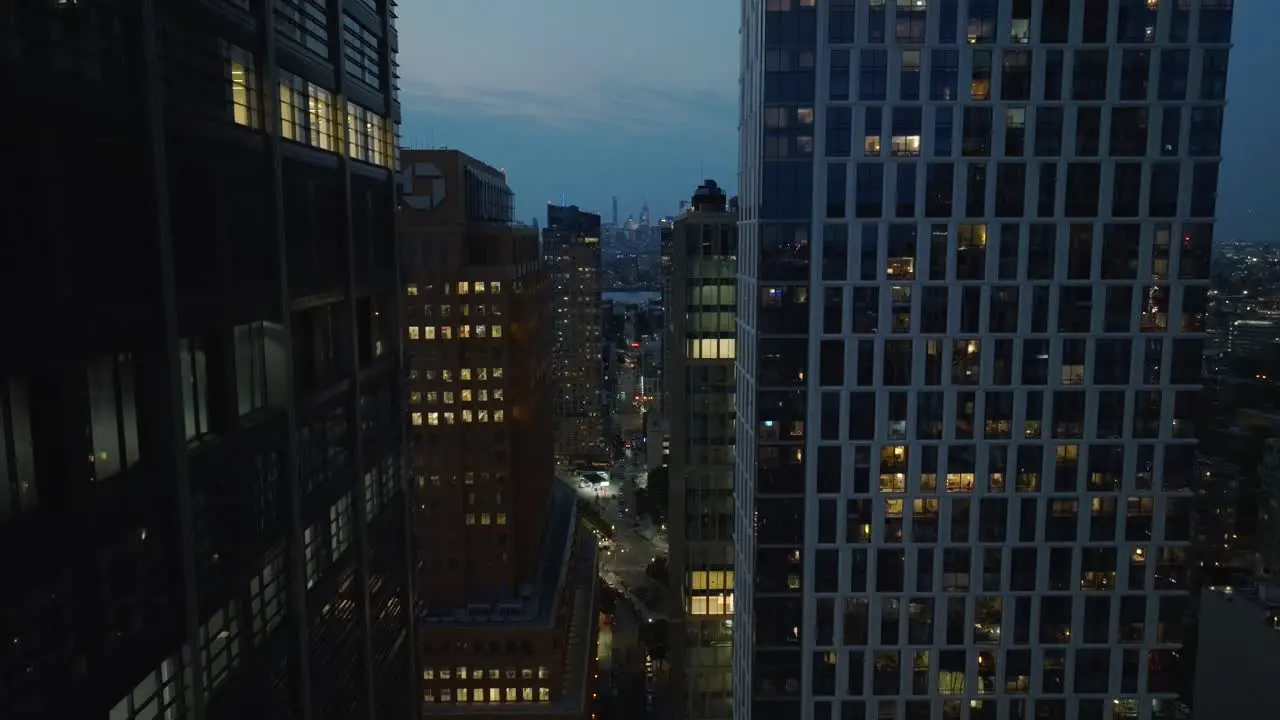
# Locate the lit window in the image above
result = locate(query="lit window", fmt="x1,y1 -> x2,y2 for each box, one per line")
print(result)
444,412 -> 456,424
478,410 -> 489,423
489,688 -> 500,702
496,513 -> 507,525
493,389 -> 504,401
522,669 -> 534,679
457,282 -> 470,295
691,597 -> 708,615
226,45 -> 257,127
457,688 -> 468,702
444,392 -> 454,404
475,325 -> 487,338
538,688 -> 551,702
489,669 -> 500,679
441,326 -> 453,340
478,389 -> 488,402
478,368 -> 488,381
475,281 -> 486,295
490,282 -> 502,294
407,284 -> 419,296
493,367 -> 504,379
410,391 -> 422,404
462,410 -> 474,423
459,325 -> 472,339
481,513 -> 491,525
423,669 -> 434,680
440,669 -> 452,680
428,412 -> 439,426
440,690 -> 451,702
408,326 -> 419,340
505,688 -> 517,701
427,392 -> 438,403
461,389 -> 473,402
461,369 -> 473,381
411,412 -> 422,426
491,325 -> 503,338
494,410 -> 505,423
465,514 -> 475,525
864,136 -> 882,155
424,326 -> 436,340
892,135 -> 922,156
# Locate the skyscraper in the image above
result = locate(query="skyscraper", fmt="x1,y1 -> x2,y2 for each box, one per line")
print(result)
399,150 -> 598,719
545,205 -> 608,468
2,1 -> 411,719
736,1 -> 1229,718
665,181 -> 738,720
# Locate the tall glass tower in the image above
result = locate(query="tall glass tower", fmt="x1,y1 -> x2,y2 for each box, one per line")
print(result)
735,1 -> 1231,718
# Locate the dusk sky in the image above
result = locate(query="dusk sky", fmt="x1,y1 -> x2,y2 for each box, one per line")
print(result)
400,0 -> 1278,241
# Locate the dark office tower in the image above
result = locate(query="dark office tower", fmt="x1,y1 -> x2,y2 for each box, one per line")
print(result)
665,181 -> 737,720
544,205 -> 608,469
399,150 -> 599,719
0,2 -> 411,720
737,1 -> 1230,718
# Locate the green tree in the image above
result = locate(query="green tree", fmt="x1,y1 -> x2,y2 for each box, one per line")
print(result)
640,465 -> 670,525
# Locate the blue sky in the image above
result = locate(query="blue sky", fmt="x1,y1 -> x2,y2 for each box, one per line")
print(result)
398,1 -> 1278,241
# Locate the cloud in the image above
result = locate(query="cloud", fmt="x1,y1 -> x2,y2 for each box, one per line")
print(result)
400,77 -> 735,135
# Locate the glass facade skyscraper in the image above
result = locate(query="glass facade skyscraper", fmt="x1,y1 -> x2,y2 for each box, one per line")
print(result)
736,1 -> 1231,718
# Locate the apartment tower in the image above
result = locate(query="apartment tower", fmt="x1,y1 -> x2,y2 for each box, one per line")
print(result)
399,150 -> 598,719
544,205 -> 608,468
736,1 -> 1229,718
666,181 -> 739,720
1,2 -> 412,719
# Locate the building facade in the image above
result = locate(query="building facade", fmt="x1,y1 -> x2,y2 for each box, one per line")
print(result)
544,205 -> 607,468
666,181 -> 738,720
735,1 -> 1229,718
399,150 -> 598,719
1,1 -> 412,719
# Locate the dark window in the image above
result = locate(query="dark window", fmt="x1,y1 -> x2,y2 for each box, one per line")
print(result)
1190,163 -> 1219,218
1112,163 -> 1142,218
1037,163 -> 1058,218
937,0 -> 959,44
827,163 -> 847,220
933,107 -> 954,157
859,49 -> 888,101
1041,0 -> 1071,43
964,164 -> 987,218
827,106 -> 852,158
1158,50 -> 1190,101
1109,108 -> 1149,157
1042,49 -> 1064,101
830,49 -> 850,102
925,163 -> 954,218
1160,107 -> 1181,157
1075,107 -> 1101,156
896,164 -> 917,218
856,163 -> 884,218
1081,0 -> 1110,43
1027,225 -> 1056,280
1200,49 -> 1230,101
1148,163 -> 1180,218
1072,50 -> 1108,101
1188,107 -> 1223,156
1001,50 -> 1031,101
1034,107 -> 1063,157
1198,2 -> 1233,43
994,163 -> 1026,218
930,49 -> 960,101
962,107 -> 992,157
1064,163 -> 1101,218
828,0 -> 856,43
823,224 -> 848,281
1119,50 -> 1150,101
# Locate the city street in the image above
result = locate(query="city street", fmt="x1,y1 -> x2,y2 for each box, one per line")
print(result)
559,467 -> 668,621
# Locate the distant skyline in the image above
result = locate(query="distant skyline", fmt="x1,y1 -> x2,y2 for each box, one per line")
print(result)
398,1 -> 1278,240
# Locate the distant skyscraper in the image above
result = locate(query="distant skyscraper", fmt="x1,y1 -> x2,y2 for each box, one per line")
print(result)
400,150 -> 598,719
666,181 -> 737,720
545,205 -> 608,468
613,195 -> 619,227
2,2 -> 411,718
736,1 -> 1229,718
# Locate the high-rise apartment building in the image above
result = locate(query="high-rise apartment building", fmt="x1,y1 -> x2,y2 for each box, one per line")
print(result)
1,2 -> 411,719
736,1 -> 1230,718
665,181 -> 738,720
399,150 -> 598,719
545,205 -> 607,468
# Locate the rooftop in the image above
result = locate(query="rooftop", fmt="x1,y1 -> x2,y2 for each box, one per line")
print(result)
419,482 -> 580,629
